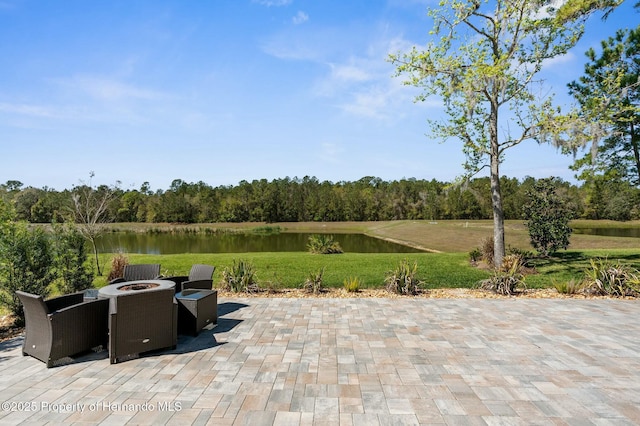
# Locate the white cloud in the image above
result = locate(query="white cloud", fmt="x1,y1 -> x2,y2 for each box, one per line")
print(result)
331,64 -> 370,82
64,76 -> 168,101
338,89 -> 389,119
292,11 -> 308,25
542,51 -> 576,69
262,22 -> 442,121
261,32 -> 325,61
317,33 -> 433,119
0,102 -> 58,118
0,75 -> 178,128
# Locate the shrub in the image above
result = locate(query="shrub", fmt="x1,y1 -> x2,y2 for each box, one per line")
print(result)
307,234 -> 343,254
478,257 -> 526,295
220,259 -> 258,293
499,254 -> 525,274
0,221 -> 54,325
583,258 -> 640,297
385,259 -> 423,295
343,276 -> 361,293
53,224 -> 94,294
469,248 -> 482,263
506,246 -> 535,264
303,267 -> 325,294
523,177 -> 573,256
480,236 -> 494,266
107,252 -> 129,282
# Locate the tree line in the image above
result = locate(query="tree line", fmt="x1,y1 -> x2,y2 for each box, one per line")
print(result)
1,175 -> 639,225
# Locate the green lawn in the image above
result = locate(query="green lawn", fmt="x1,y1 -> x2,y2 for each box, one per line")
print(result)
525,249 -> 640,289
96,252 -> 491,290
95,248 -> 640,291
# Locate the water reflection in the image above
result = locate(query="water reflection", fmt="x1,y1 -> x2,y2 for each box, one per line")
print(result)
572,227 -> 640,238
97,232 -> 424,254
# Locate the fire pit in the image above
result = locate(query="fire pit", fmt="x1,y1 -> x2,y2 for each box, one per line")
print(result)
117,283 -> 160,292
99,279 -> 175,298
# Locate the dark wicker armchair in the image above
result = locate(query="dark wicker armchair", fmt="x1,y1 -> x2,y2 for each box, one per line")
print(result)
16,291 -> 109,368
108,287 -> 177,364
165,264 -> 215,292
109,264 -> 161,285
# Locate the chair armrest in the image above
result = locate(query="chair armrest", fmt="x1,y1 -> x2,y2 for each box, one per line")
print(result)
163,275 -> 188,284
182,279 -> 213,291
50,298 -> 109,320
45,292 -> 85,312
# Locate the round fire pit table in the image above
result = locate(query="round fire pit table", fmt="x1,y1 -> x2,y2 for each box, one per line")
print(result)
98,279 -> 175,298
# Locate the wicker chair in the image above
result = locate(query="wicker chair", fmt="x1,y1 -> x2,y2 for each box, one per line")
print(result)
16,291 -> 109,368
165,264 -> 215,292
109,264 -> 161,285
108,287 -> 177,364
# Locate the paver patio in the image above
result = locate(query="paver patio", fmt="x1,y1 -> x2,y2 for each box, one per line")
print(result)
0,297 -> 639,425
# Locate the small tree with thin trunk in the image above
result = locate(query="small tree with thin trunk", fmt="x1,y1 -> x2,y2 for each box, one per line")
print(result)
69,172 -> 117,276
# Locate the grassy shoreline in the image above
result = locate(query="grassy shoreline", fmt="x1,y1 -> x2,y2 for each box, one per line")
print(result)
102,219 -> 640,252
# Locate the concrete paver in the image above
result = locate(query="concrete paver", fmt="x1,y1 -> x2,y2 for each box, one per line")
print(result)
0,297 -> 639,425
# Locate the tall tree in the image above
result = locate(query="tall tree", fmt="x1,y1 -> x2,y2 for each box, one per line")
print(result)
568,24 -> 640,186
389,0 -> 616,267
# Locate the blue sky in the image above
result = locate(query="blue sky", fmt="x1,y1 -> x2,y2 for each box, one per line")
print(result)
0,0 -> 637,192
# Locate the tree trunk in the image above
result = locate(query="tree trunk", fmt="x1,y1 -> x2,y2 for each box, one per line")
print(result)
630,121 -> 640,185
90,237 -> 101,276
490,154 -> 505,268
489,100 -> 505,268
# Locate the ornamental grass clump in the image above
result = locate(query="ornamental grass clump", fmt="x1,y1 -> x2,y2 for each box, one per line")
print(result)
303,267 -> 325,294
553,278 -> 584,295
221,259 -> 258,293
583,258 -> 640,297
478,254 -> 526,295
307,234 -> 343,254
343,276 -> 361,293
385,259 -> 423,295
107,252 -> 129,282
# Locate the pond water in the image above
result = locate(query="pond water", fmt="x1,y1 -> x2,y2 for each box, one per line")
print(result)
572,227 -> 640,238
97,232 -> 424,255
